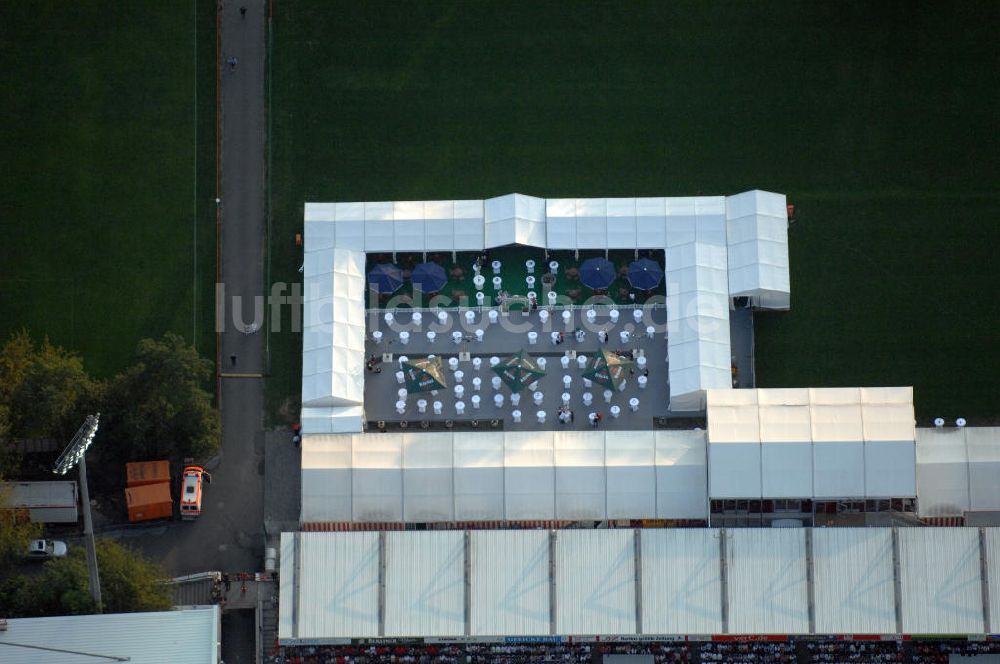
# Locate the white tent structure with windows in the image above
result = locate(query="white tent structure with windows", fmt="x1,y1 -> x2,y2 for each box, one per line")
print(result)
916,425 -> 1000,518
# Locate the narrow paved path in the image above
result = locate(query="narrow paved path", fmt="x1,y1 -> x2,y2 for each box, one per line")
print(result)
215,0 -> 267,568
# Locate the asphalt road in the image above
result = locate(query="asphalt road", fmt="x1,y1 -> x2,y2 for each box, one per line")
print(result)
107,0 -> 269,579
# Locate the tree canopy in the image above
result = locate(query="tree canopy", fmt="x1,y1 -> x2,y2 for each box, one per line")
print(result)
1,538 -> 173,617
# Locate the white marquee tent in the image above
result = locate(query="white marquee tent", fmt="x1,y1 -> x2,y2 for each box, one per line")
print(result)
300,430 -> 708,525
916,426 -> 1000,518
706,387 -> 916,500
302,191 -> 792,431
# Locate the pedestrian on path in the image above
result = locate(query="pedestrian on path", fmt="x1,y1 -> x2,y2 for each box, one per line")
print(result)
230,353 -> 237,366
228,56 -> 238,70
240,6 -> 246,18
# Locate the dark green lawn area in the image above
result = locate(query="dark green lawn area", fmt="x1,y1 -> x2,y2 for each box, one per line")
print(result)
0,1 -> 217,379
270,1 -> 1000,422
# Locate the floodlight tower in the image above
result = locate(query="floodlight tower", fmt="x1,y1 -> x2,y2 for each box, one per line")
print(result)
53,413 -> 102,612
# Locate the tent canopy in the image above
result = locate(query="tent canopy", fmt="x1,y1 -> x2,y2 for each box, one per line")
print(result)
492,349 -> 546,393
367,263 -> 403,294
582,348 -> 633,391
627,257 -> 663,290
401,356 -> 448,394
578,257 -> 616,290
411,261 -> 447,293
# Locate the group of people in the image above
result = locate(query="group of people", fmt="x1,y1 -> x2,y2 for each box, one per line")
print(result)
366,354 -> 383,373
699,641 -> 795,663
557,405 -> 574,424
272,640 -> 1000,664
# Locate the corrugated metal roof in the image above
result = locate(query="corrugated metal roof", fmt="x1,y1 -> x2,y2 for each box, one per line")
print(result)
0,606 -> 218,664
899,528 -> 984,634
470,530 -> 550,636
641,529 -> 722,634
813,528 -> 896,633
385,531 -> 465,637
726,528 -> 809,634
556,529 -> 635,635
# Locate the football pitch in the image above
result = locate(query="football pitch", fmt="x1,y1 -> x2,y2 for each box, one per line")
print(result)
267,1 -> 997,422
0,0 -> 217,377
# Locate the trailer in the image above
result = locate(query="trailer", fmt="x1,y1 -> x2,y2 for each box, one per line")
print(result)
0,481 -> 79,524
125,460 -> 170,487
125,483 -> 173,522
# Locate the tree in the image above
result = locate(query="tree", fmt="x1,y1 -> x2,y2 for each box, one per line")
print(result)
0,481 -> 42,562
7,337 -> 103,441
102,333 -> 219,465
5,538 -> 173,616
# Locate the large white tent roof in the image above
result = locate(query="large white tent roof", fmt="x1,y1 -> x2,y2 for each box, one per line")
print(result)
280,527 -> 1000,641
300,430 -> 708,524
0,607 -> 219,664
916,426 -> 1000,517
302,191 -> 791,425
706,387 -> 916,499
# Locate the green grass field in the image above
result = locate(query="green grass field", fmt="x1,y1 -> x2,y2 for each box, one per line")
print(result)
0,1 -> 217,378
270,1 -> 1000,422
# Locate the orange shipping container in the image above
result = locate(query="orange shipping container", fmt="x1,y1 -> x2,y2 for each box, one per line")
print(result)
125,483 -> 173,522
125,460 -> 170,487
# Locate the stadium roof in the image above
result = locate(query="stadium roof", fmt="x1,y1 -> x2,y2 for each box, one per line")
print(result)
279,527 -> 999,642
0,606 -> 219,664
302,190 -> 791,428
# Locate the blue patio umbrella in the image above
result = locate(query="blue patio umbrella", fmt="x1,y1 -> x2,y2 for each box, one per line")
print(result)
367,263 -> 403,294
578,257 -> 616,290
627,258 -> 663,291
411,262 -> 448,293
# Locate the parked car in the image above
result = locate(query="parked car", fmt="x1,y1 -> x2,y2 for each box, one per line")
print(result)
25,539 -> 67,560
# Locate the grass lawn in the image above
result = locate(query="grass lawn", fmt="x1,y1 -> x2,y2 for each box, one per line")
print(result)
270,1 -> 1000,422
0,0 -> 217,379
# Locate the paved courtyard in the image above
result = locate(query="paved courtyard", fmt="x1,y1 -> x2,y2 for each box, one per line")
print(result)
363,305 -> 723,431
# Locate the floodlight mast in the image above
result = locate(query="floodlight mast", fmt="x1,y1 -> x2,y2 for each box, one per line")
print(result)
53,413 -> 102,612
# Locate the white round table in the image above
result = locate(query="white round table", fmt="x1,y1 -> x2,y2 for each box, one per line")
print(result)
603,389 -> 613,403
934,417 -> 945,427
577,355 -> 587,369
527,331 -> 538,345
399,330 -> 410,345
488,310 -> 499,324
452,331 -> 463,344
633,309 -> 643,324
561,310 -> 571,324
433,401 -> 443,415
471,395 -> 481,409
562,375 -> 572,389
395,370 -> 405,384
454,385 -> 465,399
372,330 -> 383,344
533,391 -> 543,406
472,357 -> 482,371
475,328 -> 484,342
629,397 -> 639,412
561,392 -> 570,406
537,357 -> 547,371
437,311 -> 448,326
455,401 -> 465,415
536,410 -> 546,423
384,312 -> 394,326
548,291 -> 558,305
412,312 -> 423,326
560,355 -> 570,369
395,400 -> 406,414
610,405 -> 621,418
448,357 -> 459,371
646,325 -> 655,339
491,376 -> 502,390
417,399 -> 427,413
454,370 -> 464,384
492,276 -> 502,291
512,409 -> 521,423
636,356 -> 647,371
490,356 -> 500,367
582,392 -> 593,406
473,275 -> 486,291
586,309 -> 596,323
638,375 -> 648,390
494,393 -> 504,408
619,330 -> 630,344
398,388 -> 408,400
610,309 -> 620,324
526,259 -> 535,274
426,330 -> 436,344
549,260 -> 559,274
526,276 -> 536,289
476,292 -> 485,306
491,260 -> 502,275
465,310 -> 475,325
539,310 -> 549,324
472,377 -> 482,392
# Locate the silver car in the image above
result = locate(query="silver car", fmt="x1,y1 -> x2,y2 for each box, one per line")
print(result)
26,539 -> 68,560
